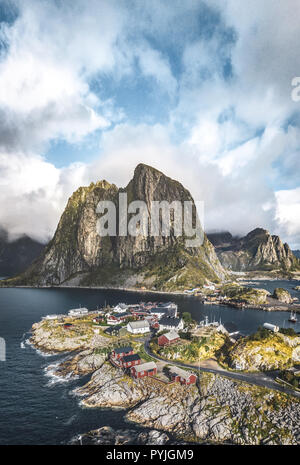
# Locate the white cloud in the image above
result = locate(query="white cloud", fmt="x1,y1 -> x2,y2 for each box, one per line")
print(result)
275,188 -> 300,248
0,151 -> 88,242
0,0 -> 299,250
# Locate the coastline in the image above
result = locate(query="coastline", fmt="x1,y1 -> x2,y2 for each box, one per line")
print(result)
1,281 -> 299,313
26,301 -> 300,445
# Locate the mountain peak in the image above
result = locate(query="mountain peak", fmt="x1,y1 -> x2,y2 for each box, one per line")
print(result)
245,228 -> 269,238
5,164 -> 226,290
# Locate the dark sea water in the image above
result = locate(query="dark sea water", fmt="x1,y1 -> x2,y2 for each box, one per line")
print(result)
0,282 -> 299,445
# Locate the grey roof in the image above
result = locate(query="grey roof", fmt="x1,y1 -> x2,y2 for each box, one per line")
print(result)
105,325 -> 122,334
150,307 -> 167,314
159,302 -> 177,307
170,367 -> 196,380
163,330 -> 180,341
128,320 -> 150,329
159,317 -> 181,327
122,353 -> 141,363
132,361 -> 157,373
114,346 -> 133,354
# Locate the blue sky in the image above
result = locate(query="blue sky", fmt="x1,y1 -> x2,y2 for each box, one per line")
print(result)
0,0 -> 299,248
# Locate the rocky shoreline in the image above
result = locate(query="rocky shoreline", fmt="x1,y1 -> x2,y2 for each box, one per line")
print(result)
71,426 -> 187,445
30,311 -> 300,445
38,343 -> 300,444
70,359 -> 300,444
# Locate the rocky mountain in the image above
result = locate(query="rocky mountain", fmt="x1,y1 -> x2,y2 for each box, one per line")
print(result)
293,250 -> 300,259
4,164 -> 226,290
207,231 -> 235,247
209,228 -> 300,272
0,229 -> 45,277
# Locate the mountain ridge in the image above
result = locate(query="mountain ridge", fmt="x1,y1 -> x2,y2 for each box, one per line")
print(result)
3,164 -> 226,290
0,229 -> 45,277
208,228 -> 300,272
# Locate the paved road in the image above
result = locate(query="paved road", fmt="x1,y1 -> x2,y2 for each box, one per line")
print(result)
144,338 -> 300,399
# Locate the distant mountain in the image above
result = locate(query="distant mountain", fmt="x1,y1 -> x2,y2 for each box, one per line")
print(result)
207,232 -> 236,247
0,229 -> 45,277
292,250 -> 300,259
210,228 -> 300,272
3,164 -> 226,290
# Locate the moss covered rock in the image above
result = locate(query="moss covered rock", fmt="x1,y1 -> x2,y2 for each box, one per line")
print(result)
273,288 -> 293,304
227,329 -> 300,371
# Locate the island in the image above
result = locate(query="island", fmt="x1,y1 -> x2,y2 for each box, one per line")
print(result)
30,301 -> 300,445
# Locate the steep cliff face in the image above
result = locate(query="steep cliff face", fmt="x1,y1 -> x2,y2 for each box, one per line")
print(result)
214,228 -> 299,272
6,164 -> 226,289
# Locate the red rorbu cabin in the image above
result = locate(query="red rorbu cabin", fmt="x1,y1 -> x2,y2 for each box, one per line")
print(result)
63,323 -> 73,330
111,346 -> 133,359
171,367 -> 197,385
121,353 -> 141,368
158,330 -> 180,346
131,361 -> 157,379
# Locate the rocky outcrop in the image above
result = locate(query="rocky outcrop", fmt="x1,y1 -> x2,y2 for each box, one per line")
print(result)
52,350 -> 106,378
213,228 -> 300,272
228,330 -> 300,371
3,164 -> 226,290
273,288 -> 293,304
74,363 -> 300,444
71,426 -> 174,445
30,319 -> 110,353
74,363 -> 151,408
220,283 -> 270,305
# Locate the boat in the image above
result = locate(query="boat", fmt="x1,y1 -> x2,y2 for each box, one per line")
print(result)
288,311 -> 297,323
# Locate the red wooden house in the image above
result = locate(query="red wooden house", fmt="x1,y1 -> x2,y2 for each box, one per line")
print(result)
131,361 -> 157,379
158,330 -> 180,346
121,353 -> 141,368
171,367 -> 197,385
111,346 -> 133,359
63,323 -> 73,330
107,314 -> 122,325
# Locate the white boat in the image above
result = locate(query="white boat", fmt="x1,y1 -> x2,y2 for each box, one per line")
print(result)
288,311 -> 297,323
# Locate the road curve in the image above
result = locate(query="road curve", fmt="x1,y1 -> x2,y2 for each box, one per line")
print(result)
144,338 -> 300,399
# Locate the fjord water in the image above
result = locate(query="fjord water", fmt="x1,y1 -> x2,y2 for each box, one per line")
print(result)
0,283 -> 299,445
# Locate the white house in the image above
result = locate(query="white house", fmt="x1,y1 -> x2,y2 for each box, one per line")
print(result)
149,308 -> 168,319
127,320 -> 150,334
113,303 -> 128,313
68,308 -> 89,317
159,317 -> 184,332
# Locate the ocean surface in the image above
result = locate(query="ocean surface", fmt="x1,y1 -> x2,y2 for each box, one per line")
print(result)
0,281 -> 299,445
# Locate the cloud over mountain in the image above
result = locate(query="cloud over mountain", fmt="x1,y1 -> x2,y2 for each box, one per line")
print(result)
0,1 -> 299,247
